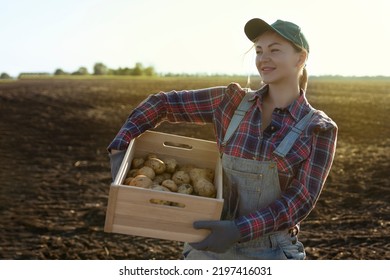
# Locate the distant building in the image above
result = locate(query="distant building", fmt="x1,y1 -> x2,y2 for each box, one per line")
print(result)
18,72 -> 51,79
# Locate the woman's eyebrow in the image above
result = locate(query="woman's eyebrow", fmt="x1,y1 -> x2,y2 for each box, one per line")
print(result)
256,42 -> 282,49
268,42 -> 282,47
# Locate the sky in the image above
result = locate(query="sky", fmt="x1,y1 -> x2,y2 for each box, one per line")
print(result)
1,0 -> 389,77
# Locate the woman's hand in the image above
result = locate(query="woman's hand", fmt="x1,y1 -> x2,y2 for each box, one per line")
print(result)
189,220 -> 241,253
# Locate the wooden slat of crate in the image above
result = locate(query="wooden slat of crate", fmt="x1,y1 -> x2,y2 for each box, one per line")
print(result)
133,131 -> 218,169
105,186 -> 222,242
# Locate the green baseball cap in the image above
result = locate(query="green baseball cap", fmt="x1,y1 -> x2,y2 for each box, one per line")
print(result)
244,18 -> 309,53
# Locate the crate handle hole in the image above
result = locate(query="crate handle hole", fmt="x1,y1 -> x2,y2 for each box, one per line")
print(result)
163,141 -> 193,150
149,199 -> 186,208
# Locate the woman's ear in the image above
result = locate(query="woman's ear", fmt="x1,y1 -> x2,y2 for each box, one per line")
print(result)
296,51 -> 308,68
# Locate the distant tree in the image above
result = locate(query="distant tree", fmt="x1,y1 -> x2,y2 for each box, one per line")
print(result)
72,67 -> 89,75
132,62 -> 143,76
54,68 -> 67,75
78,67 -> 89,75
0,72 -> 12,79
97,63 -> 156,76
110,68 -> 118,75
144,66 -> 155,76
93,62 -> 108,75
112,67 -> 132,75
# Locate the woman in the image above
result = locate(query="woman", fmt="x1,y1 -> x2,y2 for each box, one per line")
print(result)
108,18 -> 338,260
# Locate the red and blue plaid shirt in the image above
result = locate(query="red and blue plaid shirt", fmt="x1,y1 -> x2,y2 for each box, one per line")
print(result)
108,83 -> 338,242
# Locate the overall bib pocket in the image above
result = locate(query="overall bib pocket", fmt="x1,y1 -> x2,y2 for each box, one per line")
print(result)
223,168 -> 264,217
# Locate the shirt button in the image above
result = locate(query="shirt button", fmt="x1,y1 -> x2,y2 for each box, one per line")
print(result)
271,126 -> 275,131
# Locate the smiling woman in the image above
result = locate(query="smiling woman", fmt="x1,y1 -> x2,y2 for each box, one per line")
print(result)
108,17 -> 338,260
244,19 -> 311,131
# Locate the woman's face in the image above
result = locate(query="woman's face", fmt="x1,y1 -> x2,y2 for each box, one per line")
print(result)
255,31 -> 305,85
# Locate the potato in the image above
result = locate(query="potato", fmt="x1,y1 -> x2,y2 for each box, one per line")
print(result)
189,168 -> 214,183
137,166 -> 155,180
128,169 -> 139,178
131,157 -> 144,169
171,202 -> 186,208
177,184 -> 193,195
151,185 -> 171,192
161,179 -> 178,192
147,154 -> 158,159
144,158 -> 166,174
127,153 -> 217,199
150,185 -> 171,205
178,164 -> 195,173
172,171 -> 191,185
129,175 -> 153,189
153,175 -> 166,185
124,177 -> 134,185
161,172 -> 172,180
164,158 -> 177,173
193,178 -> 216,198
150,199 -> 171,205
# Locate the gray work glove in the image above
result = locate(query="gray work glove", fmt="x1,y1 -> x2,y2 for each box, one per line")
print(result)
109,150 -> 126,182
189,220 -> 241,253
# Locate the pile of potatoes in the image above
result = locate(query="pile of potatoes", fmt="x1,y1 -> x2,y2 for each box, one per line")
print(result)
124,154 -> 216,205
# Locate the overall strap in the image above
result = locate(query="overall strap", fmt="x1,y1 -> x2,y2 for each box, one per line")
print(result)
273,109 -> 315,157
221,90 -> 255,146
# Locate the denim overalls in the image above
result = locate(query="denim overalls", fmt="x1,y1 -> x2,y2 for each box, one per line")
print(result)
183,91 -> 314,260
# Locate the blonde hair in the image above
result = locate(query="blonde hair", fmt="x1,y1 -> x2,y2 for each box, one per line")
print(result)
299,67 -> 308,92
291,44 -> 308,92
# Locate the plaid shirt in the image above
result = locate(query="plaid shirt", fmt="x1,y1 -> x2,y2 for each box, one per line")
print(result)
108,83 -> 338,242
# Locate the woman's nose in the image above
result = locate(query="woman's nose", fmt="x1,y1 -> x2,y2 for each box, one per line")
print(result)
258,52 -> 270,62
256,54 -> 270,68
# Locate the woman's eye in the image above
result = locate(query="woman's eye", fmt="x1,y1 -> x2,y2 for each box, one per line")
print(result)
271,49 -> 280,53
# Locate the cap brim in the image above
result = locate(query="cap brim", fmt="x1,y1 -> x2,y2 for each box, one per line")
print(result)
244,18 -> 273,42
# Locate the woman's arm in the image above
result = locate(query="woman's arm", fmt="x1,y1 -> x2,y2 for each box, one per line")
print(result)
107,87 -> 226,152
235,121 -> 338,242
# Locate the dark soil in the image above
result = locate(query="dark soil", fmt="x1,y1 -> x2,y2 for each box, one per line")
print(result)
0,77 -> 388,259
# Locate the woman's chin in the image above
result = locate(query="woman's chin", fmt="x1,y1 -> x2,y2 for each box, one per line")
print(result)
260,77 -> 275,85
260,75 -> 285,86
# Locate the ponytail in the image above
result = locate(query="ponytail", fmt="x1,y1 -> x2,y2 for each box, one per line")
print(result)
291,43 -> 309,92
299,67 -> 308,92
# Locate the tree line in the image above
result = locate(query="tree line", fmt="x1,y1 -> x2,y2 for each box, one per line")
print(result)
54,62 -> 156,76
0,62 -> 156,79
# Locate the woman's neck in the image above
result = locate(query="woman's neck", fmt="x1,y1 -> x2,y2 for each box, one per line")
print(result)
267,82 -> 300,109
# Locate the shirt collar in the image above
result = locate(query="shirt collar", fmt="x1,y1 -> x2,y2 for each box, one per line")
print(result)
253,84 -> 310,122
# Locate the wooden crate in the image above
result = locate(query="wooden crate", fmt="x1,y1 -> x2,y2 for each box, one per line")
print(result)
104,131 -> 223,243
